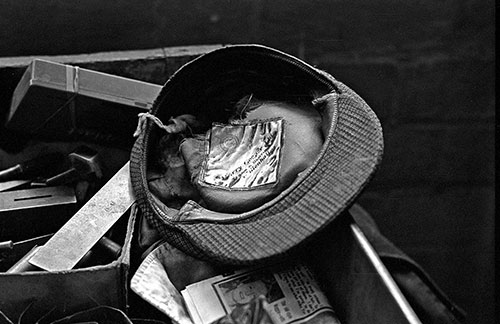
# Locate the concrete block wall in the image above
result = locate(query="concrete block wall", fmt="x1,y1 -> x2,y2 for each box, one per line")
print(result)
0,1 -> 494,323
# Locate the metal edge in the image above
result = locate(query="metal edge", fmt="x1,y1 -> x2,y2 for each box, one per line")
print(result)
350,223 -> 422,324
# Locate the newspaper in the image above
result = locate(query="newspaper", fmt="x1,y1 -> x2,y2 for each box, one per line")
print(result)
181,263 -> 340,324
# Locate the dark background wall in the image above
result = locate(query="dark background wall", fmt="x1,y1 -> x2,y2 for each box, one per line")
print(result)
0,1 -> 495,323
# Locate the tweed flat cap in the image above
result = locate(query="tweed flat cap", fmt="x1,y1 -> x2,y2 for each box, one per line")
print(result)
130,44 -> 383,265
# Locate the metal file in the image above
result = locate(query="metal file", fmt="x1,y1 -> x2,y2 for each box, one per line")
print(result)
29,162 -> 134,271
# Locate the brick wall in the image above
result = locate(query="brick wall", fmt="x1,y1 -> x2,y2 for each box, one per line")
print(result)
0,1 -> 494,323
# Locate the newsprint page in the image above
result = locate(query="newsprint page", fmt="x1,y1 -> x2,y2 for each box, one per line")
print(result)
181,263 -> 341,324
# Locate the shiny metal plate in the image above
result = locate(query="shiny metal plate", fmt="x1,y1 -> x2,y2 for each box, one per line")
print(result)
200,118 -> 283,190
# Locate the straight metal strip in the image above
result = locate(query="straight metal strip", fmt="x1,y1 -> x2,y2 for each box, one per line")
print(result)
351,223 -> 422,324
29,162 -> 134,271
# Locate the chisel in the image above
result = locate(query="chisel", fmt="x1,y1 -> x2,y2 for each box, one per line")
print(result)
0,152 -> 63,182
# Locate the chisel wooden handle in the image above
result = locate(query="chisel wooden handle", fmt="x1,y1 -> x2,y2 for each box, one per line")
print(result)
0,152 -> 62,182
0,240 -> 13,251
6,246 -> 42,273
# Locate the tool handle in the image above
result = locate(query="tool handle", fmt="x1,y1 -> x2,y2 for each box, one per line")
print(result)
74,249 -> 94,268
0,165 -> 22,182
6,246 -> 42,273
0,152 -> 63,182
0,240 -> 14,251
73,238 -> 122,269
96,236 -> 122,259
